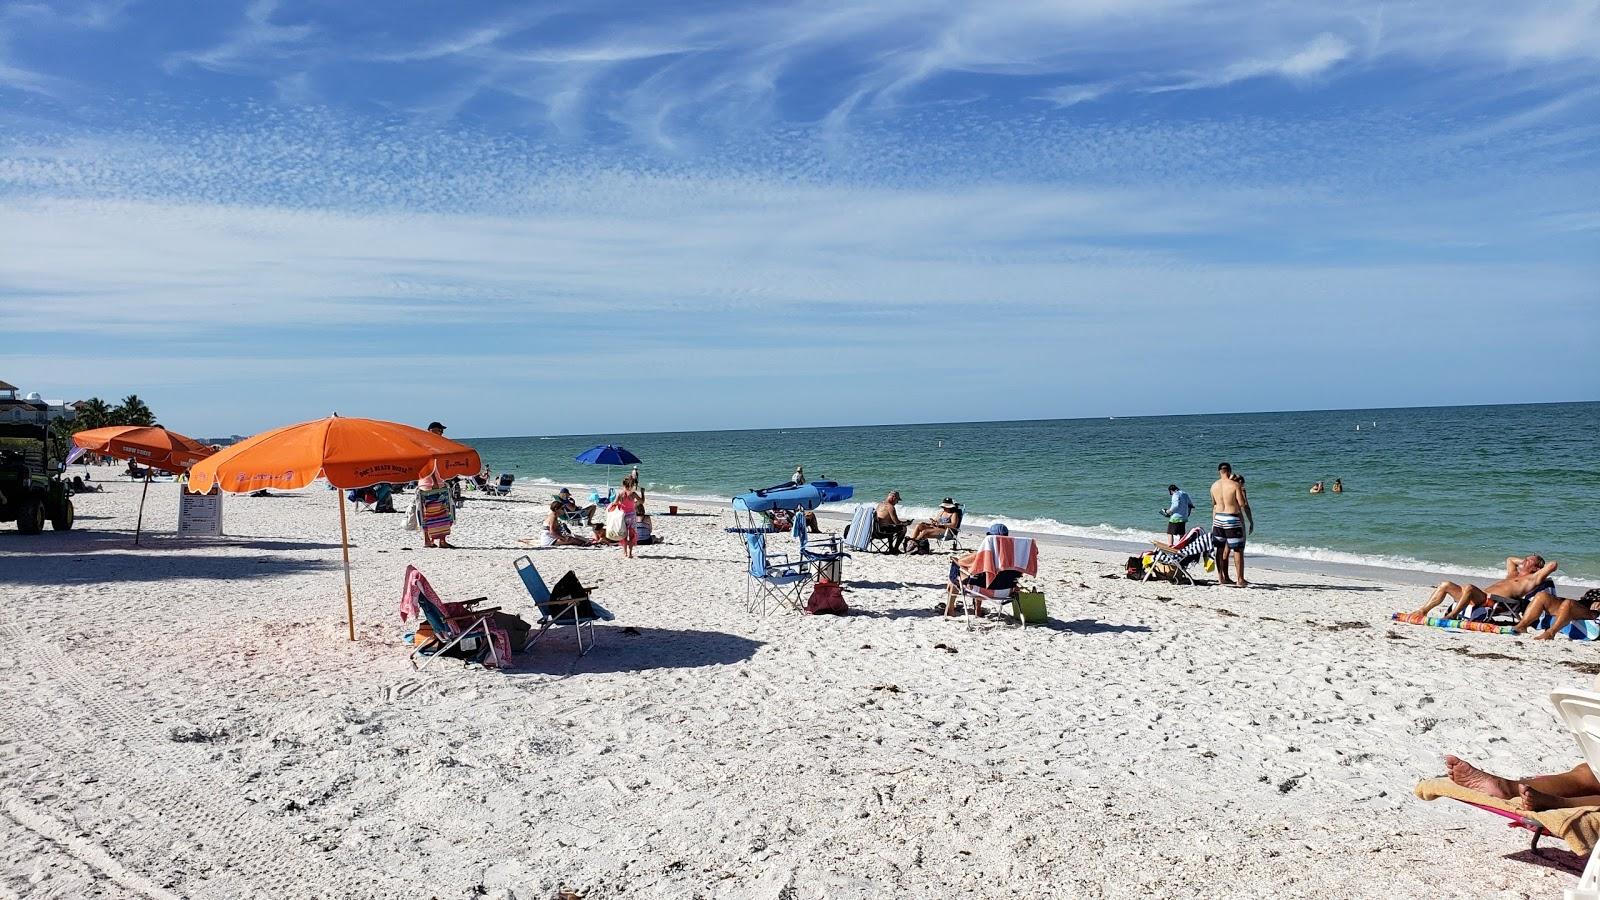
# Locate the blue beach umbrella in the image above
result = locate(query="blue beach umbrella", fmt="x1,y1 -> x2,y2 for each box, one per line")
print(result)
574,444 -> 641,494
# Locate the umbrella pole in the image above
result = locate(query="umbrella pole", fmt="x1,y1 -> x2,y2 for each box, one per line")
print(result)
337,490 -> 355,642
134,471 -> 151,546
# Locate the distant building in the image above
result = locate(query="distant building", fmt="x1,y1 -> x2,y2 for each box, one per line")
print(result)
0,381 -> 77,424
0,380 -> 48,425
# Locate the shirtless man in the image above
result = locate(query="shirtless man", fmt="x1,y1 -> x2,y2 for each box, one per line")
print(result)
1210,463 -> 1253,587
875,490 -> 907,553
1408,554 -> 1558,620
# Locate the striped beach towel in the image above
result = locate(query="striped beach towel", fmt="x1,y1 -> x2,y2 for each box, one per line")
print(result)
418,487 -> 455,543
967,535 -> 1039,581
1389,612 -> 1516,634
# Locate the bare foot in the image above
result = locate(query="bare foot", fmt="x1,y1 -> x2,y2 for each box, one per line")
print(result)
1534,631 -> 1557,641
1235,579 -> 1249,588
1445,755 -> 1516,800
1519,783 -> 1569,811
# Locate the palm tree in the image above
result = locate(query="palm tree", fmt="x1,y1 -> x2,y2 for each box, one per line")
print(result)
76,397 -> 112,430
113,394 -> 155,427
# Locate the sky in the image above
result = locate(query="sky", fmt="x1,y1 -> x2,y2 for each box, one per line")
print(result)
2,0 -> 1597,438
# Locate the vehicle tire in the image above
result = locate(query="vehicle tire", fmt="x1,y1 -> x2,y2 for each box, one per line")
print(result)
17,499 -> 45,534
51,498 -> 74,531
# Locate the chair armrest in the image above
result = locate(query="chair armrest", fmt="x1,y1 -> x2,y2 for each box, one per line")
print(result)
443,607 -> 500,622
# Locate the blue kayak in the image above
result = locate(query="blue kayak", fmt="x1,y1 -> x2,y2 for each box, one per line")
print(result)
732,480 -> 854,512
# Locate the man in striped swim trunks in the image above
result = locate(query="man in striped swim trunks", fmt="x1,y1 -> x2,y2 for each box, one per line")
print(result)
1210,462 -> 1254,588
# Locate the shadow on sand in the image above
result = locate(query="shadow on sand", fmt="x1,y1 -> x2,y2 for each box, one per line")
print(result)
506,626 -> 764,676
2,548 -> 338,585
0,529 -> 343,556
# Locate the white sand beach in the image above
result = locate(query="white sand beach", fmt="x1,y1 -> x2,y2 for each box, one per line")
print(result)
3,472 -> 1596,899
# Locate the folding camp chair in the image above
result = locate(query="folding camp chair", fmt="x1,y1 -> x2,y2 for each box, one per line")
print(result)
795,510 -> 848,584
490,473 -> 515,496
946,535 -> 1039,630
1142,528 -> 1212,585
932,508 -> 964,553
401,564 -> 511,670
742,531 -> 810,615
513,555 -> 612,656
838,499 -> 902,550
842,504 -> 876,552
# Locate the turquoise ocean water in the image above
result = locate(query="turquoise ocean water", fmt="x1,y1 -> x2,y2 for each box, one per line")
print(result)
462,402 -> 1600,586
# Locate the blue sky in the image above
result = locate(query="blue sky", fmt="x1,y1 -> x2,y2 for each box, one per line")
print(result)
2,1 -> 1597,437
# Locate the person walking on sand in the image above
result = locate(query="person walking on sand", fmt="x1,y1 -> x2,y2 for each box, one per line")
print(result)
616,474 -> 640,559
416,464 -> 457,549
1161,484 -> 1192,542
1210,463 -> 1253,587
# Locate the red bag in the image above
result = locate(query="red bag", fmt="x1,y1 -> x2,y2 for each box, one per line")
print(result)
804,578 -> 848,615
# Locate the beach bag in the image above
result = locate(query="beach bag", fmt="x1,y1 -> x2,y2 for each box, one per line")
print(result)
405,493 -> 420,531
805,578 -> 848,616
604,505 -> 626,541
1013,590 -> 1047,624
1124,556 -> 1143,579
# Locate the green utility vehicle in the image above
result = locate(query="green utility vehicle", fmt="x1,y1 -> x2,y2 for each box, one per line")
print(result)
0,423 -> 74,533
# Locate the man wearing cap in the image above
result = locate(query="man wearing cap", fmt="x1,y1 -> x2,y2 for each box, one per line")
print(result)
555,487 -> 597,526
1162,484 -> 1192,542
427,421 -> 445,435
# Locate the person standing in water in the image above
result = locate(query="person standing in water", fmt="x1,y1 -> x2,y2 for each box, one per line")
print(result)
1210,463 -> 1254,587
1332,478 -> 1343,493
1161,484 -> 1192,542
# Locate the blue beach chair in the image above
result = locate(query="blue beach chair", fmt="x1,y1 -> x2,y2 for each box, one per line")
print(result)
794,506 -> 848,582
742,531 -> 810,615
513,555 -> 613,657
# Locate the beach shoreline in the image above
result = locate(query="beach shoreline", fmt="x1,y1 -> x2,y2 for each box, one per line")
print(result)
4,473 -> 1596,897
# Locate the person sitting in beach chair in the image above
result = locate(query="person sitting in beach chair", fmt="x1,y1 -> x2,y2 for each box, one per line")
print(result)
555,487 -> 596,526
944,524 -> 1038,622
873,491 -> 908,553
906,499 -> 962,553
1408,554 -> 1558,621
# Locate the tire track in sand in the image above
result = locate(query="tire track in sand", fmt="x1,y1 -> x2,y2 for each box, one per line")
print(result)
0,621 -> 450,899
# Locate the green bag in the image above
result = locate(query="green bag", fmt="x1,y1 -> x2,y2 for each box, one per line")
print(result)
1013,590 -> 1047,624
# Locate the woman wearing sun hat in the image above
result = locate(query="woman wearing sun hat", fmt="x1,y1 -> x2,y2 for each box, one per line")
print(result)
907,497 -> 963,546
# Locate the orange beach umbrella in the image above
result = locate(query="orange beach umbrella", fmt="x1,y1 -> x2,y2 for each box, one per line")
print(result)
73,425 -> 216,545
187,415 -> 481,641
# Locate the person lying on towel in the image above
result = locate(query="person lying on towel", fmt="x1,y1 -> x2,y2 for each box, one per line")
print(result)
1407,554 -> 1558,620
1442,754 -> 1600,811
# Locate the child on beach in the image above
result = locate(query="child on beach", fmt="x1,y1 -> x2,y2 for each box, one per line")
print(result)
616,475 -> 639,558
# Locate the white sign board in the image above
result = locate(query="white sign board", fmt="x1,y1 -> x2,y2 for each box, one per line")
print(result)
177,484 -> 223,537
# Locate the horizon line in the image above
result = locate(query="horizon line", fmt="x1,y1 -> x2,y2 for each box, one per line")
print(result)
449,397 -> 1599,443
